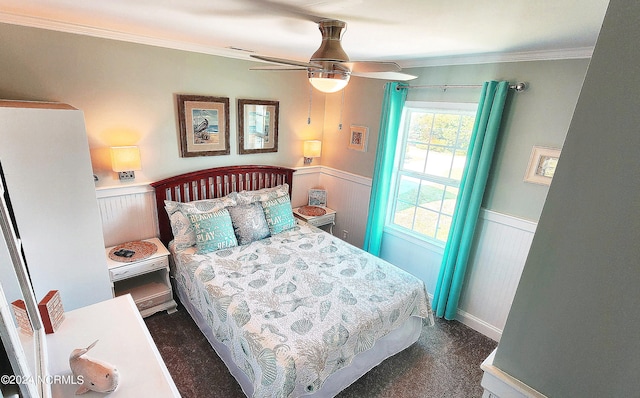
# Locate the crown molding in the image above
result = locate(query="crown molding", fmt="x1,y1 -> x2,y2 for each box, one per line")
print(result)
0,12 -> 252,61
399,47 -> 594,68
1,12 -> 593,67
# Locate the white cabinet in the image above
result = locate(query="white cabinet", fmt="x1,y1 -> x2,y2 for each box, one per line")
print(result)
0,101 -> 112,311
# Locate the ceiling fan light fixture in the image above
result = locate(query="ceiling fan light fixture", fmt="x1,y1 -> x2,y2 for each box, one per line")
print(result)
310,20 -> 349,62
308,70 -> 350,93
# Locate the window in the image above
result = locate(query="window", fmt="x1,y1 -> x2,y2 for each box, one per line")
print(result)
388,101 -> 477,245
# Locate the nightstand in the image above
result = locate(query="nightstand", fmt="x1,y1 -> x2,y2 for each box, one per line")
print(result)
105,238 -> 177,317
293,206 -> 336,234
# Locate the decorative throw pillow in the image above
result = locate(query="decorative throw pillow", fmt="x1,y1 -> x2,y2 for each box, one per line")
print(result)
164,193 -> 237,251
188,208 -> 238,254
261,195 -> 296,235
228,203 -> 271,245
236,184 -> 289,205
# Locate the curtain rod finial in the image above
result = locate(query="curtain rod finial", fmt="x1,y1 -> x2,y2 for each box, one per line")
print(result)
512,82 -> 527,92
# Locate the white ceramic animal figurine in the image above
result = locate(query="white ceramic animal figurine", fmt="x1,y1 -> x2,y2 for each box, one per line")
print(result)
69,340 -> 119,395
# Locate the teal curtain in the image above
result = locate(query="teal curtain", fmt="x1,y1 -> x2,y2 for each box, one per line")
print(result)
363,82 -> 408,255
433,81 -> 510,319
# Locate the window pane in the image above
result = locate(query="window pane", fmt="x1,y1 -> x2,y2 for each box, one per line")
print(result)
402,142 -> 426,173
436,214 -> 453,241
413,207 -> 438,238
418,181 -> 446,211
425,146 -> 454,178
408,112 -> 434,144
388,103 -> 476,244
432,114 -> 461,147
397,175 -> 420,205
393,201 -> 415,230
451,150 -> 467,180
442,186 -> 459,216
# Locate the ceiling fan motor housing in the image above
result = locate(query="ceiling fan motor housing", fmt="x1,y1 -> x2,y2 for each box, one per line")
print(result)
310,19 -> 349,62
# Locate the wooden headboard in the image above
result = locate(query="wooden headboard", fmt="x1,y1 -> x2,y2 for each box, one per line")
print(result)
151,165 -> 296,246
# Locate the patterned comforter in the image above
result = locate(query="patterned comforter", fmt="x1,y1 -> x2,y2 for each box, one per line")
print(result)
172,223 -> 432,397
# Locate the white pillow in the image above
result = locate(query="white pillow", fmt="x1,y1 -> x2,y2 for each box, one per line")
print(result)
164,192 -> 237,251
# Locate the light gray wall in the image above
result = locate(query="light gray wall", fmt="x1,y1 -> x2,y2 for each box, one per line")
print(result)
494,1 -> 640,396
400,59 -> 589,222
0,22 -> 587,223
375,60 -> 590,296
323,58 -> 589,222
0,23 -> 326,186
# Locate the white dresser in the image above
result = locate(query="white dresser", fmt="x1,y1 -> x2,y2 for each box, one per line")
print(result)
46,295 -> 180,397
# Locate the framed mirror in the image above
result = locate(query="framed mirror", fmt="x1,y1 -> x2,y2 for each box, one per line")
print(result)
237,99 -> 279,154
0,164 -> 48,398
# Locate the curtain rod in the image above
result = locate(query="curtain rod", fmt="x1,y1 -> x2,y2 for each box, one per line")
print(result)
398,82 -> 527,92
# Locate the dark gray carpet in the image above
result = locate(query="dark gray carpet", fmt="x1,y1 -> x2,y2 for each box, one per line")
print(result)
145,306 -> 496,398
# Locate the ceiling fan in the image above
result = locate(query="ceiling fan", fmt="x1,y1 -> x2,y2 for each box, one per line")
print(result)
250,19 -> 417,93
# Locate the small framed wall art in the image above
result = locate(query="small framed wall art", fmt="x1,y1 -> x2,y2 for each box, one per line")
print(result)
308,189 -> 327,207
176,94 -> 230,157
238,99 -> 279,154
348,125 -> 369,152
524,146 -> 561,185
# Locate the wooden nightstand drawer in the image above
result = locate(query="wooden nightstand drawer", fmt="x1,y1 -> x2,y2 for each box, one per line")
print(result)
109,256 -> 169,282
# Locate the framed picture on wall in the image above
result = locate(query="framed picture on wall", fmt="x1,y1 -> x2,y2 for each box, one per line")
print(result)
237,99 -> 279,155
176,94 -> 230,157
348,125 -> 369,152
524,146 -> 561,185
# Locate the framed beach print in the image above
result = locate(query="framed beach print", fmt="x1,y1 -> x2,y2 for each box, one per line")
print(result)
348,125 -> 369,152
238,99 -> 279,154
177,94 -> 230,157
524,146 -> 561,185
308,189 -> 327,206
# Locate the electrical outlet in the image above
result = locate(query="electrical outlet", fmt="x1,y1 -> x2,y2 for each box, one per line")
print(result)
342,230 -> 349,239
118,171 -> 136,181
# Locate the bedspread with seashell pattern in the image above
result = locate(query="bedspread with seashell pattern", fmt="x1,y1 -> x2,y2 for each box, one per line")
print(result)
172,223 -> 433,398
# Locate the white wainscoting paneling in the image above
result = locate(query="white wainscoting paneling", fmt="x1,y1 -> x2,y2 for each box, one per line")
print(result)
291,166 -> 322,207
96,184 -> 158,247
456,210 -> 537,340
318,167 -> 372,248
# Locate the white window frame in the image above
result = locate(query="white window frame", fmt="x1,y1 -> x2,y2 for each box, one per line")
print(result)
385,101 -> 478,247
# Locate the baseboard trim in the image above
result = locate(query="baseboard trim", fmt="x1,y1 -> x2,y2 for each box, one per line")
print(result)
481,349 -> 548,398
455,309 -> 503,342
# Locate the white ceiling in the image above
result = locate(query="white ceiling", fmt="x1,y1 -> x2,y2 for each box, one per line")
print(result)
0,0 -> 610,68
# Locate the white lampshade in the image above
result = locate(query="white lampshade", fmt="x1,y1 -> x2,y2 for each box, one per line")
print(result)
303,140 -> 322,165
304,140 -> 322,158
110,146 -> 141,181
110,146 -> 141,172
308,70 -> 350,93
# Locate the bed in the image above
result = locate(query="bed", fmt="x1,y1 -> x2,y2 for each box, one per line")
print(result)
151,165 -> 433,397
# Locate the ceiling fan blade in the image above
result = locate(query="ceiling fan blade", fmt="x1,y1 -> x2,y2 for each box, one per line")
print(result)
250,66 -> 308,71
351,71 -> 418,81
345,61 -> 402,73
250,54 -> 321,69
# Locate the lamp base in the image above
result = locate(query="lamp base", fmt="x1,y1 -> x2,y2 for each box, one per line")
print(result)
118,171 -> 135,181
303,157 -> 313,165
